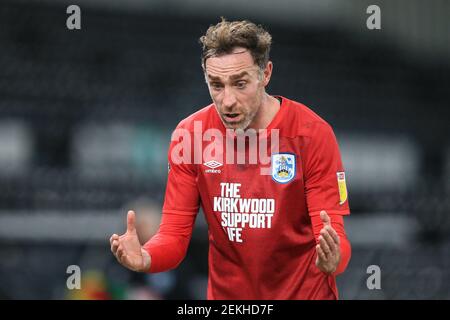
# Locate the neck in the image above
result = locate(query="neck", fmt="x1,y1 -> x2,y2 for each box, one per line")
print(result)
248,93 -> 280,130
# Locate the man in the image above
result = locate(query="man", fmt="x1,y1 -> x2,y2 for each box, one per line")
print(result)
110,18 -> 351,299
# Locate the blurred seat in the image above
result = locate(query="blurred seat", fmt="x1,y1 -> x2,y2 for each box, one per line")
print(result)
0,120 -> 33,177
339,133 -> 420,194
71,121 -> 170,182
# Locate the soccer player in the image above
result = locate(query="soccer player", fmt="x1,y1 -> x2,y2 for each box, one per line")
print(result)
110,18 -> 351,299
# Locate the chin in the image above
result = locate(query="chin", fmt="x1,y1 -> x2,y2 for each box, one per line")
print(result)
221,115 -> 253,130
226,122 -> 249,131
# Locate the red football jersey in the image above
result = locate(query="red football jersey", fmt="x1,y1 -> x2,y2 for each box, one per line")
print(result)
162,96 -> 350,299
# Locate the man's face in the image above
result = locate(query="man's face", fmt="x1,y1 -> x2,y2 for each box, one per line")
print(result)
205,47 -> 270,130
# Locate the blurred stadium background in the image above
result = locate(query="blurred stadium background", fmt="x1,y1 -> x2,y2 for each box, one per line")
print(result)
0,0 -> 449,299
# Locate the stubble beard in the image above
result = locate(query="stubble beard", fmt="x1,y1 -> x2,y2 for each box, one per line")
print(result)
220,106 -> 258,131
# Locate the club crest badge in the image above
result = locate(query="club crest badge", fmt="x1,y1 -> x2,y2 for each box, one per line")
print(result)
271,153 -> 296,184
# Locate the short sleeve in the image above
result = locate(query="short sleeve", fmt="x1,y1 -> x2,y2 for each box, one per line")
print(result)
303,122 -> 350,217
162,130 -> 200,216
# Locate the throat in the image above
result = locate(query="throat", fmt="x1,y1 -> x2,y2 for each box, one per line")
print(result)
260,96 -> 281,129
247,95 -> 281,130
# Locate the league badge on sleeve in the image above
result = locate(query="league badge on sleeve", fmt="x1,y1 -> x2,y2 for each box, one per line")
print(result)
337,171 -> 348,205
271,153 -> 296,184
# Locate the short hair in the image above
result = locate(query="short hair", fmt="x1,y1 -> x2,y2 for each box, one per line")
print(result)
199,18 -> 272,71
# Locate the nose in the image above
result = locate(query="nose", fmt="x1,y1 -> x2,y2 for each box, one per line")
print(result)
222,86 -> 237,110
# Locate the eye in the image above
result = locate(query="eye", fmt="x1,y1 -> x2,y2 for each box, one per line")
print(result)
210,82 -> 223,91
235,81 -> 247,89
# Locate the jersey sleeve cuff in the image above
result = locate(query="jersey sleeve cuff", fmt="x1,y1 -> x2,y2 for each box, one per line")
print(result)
309,209 -> 350,217
162,209 -> 199,216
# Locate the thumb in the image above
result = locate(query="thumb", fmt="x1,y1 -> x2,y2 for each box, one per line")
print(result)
127,210 -> 136,234
320,210 -> 331,227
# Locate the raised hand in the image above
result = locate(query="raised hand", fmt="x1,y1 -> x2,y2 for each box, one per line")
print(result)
315,210 -> 341,274
110,210 -> 151,272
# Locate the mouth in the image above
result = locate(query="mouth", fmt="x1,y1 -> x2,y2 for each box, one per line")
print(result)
223,113 -> 242,123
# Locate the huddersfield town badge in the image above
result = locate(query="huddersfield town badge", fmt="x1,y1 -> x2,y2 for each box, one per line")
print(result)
271,153 -> 296,184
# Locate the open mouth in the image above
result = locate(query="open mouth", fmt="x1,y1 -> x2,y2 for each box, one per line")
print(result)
223,113 -> 242,123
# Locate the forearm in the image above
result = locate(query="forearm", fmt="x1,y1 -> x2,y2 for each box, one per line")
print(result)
142,212 -> 196,273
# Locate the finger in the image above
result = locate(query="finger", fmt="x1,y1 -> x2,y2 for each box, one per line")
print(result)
319,235 -> 332,257
117,246 -> 126,262
110,234 -> 119,245
115,251 -> 123,264
127,210 -> 136,234
320,210 -> 331,227
321,229 -> 339,252
316,244 -> 327,261
111,240 -> 119,254
325,226 -> 340,245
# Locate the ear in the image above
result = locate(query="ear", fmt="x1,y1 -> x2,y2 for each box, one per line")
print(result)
262,61 -> 273,87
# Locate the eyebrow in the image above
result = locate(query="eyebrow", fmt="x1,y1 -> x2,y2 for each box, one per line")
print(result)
207,71 -> 250,81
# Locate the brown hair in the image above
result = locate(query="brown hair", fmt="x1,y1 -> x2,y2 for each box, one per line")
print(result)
199,18 -> 272,71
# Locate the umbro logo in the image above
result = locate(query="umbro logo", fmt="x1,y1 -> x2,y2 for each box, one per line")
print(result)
204,160 -> 222,173
204,160 -> 222,169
